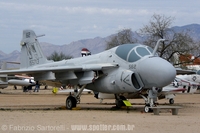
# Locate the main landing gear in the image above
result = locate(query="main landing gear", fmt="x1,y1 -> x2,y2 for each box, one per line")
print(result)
66,96 -> 77,109
115,95 -> 126,108
66,84 -> 86,109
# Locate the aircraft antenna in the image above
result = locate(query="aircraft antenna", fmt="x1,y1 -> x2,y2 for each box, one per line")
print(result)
152,39 -> 165,56
36,34 -> 45,38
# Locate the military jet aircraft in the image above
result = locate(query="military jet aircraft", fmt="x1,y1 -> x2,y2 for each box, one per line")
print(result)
0,29 -> 176,110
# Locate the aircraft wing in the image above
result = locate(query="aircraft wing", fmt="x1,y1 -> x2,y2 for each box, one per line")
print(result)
176,68 -> 196,75
162,86 -> 187,93
0,66 -> 82,74
0,63 -> 118,85
0,63 -> 118,74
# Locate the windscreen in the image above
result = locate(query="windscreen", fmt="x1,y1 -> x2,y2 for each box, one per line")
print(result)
115,44 -> 153,62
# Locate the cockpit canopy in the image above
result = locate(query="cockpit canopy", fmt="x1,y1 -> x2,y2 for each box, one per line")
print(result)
115,44 -> 154,62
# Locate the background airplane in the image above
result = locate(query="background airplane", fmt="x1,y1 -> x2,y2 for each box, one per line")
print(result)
0,73 -> 36,91
0,29 -> 176,110
0,61 -> 36,91
8,75 -> 36,92
176,74 -> 200,85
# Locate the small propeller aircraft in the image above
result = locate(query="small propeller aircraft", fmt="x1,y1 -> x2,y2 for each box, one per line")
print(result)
0,30 -> 176,110
160,75 -> 199,103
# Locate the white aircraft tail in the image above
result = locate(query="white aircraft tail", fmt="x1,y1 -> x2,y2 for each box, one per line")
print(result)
0,62 -> 8,88
20,30 -> 50,68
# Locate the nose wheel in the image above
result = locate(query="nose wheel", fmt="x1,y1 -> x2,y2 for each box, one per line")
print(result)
141,88 -> 158,113
144,104 -> 153,113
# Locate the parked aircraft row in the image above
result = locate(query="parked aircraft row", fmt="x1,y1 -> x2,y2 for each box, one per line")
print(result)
0,29 -> 198,112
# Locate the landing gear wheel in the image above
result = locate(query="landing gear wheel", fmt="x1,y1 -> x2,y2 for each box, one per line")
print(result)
66,96 -> 77,110
144,105 -> 150,113
115,99 -> 124,108
119,95 -> 126,100
169,98 -> 174,104
115,96 -> 126,108
144,104 -> 153,113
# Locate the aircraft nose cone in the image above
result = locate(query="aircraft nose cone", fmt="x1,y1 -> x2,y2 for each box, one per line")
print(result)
137,57 -> 176,88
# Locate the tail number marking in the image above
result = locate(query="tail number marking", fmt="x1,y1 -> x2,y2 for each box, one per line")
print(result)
29,59 -> 39,66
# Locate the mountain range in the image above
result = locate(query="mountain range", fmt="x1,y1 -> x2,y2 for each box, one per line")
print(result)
1,24 -> 200,66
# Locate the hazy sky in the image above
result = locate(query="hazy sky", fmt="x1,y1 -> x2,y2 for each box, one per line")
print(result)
0,0 -> 200,53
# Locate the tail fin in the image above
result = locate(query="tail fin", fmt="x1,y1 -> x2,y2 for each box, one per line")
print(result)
0,62 -> 8,88
20,30 -> 50,68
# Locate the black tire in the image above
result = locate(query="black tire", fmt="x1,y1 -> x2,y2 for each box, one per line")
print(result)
115,95 -> 126,108
144,104 -> 153,113
66,96 -> 77,109
169,99 -> 174,104
119,95 -> 126,100
115,99 -> 125,108
144,105 -> 150,113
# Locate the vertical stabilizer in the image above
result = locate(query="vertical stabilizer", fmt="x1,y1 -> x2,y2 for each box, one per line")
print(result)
0,62 -> 8,88
20,30 -> 50,68
1,62 -> 7,70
